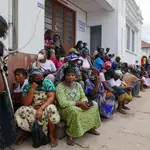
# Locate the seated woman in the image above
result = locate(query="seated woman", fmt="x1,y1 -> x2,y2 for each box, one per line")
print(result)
56,67 -> 101,146
13,68 -> 28,111
15,70 -> 60,147
85,68 -> 115,118
32,49 -> 56,83
106,69 -> 132,115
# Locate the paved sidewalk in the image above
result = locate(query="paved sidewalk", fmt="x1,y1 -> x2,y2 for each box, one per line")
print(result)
14,90 -> 150,150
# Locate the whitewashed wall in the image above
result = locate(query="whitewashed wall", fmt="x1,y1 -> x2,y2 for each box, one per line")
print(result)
87,8 -> 118,55
18,0 -> 45,54
0,0 -> 9,47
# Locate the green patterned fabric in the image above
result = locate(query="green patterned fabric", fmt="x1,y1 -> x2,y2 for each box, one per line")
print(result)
22,79 -> 56,97
56,82 -> 101,138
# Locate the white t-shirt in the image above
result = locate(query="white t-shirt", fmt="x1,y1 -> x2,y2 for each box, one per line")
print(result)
108,78 -> 121,87
32,60 -> 56,72
14,79 -> 28,93
79,57 -> 91,69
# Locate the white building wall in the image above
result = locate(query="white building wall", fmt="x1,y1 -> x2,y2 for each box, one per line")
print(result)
122,0 -> 143,64
17,0 -> 45,54
87,8 -> 118,55
0,0 -> 9,48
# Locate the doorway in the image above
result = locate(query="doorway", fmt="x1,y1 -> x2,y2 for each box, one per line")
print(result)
90,25 -> 102,54
45,0 -> 76,52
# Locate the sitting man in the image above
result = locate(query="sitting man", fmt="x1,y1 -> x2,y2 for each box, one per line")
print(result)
31,49 -> 56,83
122,71 -> 141,98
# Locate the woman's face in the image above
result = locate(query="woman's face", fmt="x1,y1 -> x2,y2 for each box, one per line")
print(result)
15,72 -> 25,83
65,73 -> 76,84
31,74 -> 44,87
105,66 -> 111,71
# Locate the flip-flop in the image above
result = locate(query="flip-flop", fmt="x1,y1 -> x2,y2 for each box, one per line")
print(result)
88,130 -> 100,135
123,106 -> 130,110
67,137 -> 75,146
117,109 -> 127,115
50,140 -> 58,147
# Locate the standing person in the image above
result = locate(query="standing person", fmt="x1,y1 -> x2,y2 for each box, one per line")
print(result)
74,41 -> 83,52
93,54 -> 104,71
0,15 -> 16,149
56,67 -> 101,146
44,29 -> 55,48
79,48 -> 92,69
112,56 -> 121,70
53,34 -> 66,58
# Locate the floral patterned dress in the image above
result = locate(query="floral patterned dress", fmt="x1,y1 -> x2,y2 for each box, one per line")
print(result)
56,82 -> 101,138
15,79 -> 60,135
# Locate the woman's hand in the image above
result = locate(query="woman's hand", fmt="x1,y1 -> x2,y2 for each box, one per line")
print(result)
36,108 -> 43,121
76,101 -> 90,110
31,82 -> 39,90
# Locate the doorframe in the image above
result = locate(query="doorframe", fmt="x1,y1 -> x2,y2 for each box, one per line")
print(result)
90,25 -> 102,54
51,0 -> 76,52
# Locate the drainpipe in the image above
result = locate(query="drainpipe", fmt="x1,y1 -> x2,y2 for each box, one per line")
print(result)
8,0 -> 13,51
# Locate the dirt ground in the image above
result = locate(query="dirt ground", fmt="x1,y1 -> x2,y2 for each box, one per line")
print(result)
14,90 -> 150,150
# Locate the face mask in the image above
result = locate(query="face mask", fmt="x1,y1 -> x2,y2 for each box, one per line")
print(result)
33,80 -> 43,87
80,44 -> 83,47
90,75 -> 95,80
38,53 -> 44,60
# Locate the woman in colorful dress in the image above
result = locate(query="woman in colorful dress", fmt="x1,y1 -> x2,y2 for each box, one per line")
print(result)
56,67 -> 101,146
15,70 -> 60,147
85,68 -> 115,118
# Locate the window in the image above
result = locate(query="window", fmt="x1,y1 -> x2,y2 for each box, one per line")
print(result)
126,25 -> 130,50
126,24 -> 136,53
131,30 -> 135,52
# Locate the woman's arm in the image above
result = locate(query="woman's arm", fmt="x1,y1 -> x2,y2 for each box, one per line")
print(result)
22,83 -> 38,106
78,83 -> 88,102
39,92 -> 55,111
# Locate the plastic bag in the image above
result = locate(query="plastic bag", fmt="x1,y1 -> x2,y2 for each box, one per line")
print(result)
32,120 -> 49,148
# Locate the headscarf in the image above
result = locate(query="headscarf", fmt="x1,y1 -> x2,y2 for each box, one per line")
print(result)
64,67 -> 75,76
104,61 -> 112,68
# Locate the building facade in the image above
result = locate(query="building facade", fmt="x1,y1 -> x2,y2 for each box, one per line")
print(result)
0,0 -> 143,87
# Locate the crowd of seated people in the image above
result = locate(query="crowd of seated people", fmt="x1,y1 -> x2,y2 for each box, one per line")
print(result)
12,36 -> 149,148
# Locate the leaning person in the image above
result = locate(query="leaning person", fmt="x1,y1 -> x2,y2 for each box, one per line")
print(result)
56,67 -> 101,146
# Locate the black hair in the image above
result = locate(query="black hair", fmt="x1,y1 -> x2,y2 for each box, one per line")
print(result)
74,41 -> 82,49
0,15 -> 8,39
64,67 -> 75,76
14,68 -> 28,79
44,29 -> 53,40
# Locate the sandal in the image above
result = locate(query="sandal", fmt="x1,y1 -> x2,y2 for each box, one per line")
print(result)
50,140 -> 58,147
88,129 -> 100,135
15,133 -> 28,145
122,106 -> 130,110
117,109 -> 127,115
67,136 -> 75,146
